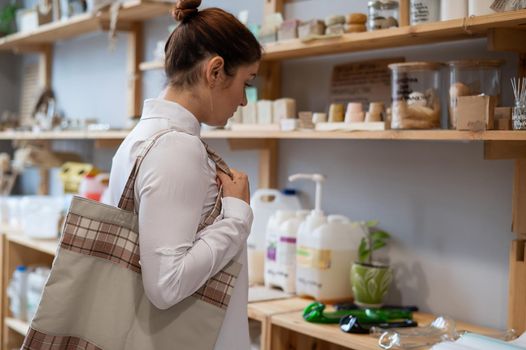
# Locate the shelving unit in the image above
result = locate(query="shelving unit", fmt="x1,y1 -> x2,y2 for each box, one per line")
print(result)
1,234 -> 55,349
1,0 -> 526,348
0,0 -> 172,51
0,129 -> 525,141
269,311 -> 496,350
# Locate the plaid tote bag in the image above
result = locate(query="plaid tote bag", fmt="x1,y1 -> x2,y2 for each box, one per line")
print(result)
22,129 -> 242,350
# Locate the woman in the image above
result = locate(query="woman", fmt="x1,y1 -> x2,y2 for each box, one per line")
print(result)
107,1 -> 262,348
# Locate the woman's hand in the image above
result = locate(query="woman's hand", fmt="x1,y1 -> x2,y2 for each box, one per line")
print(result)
216,168 -> 250,204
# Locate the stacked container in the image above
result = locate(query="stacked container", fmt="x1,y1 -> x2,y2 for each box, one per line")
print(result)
447,60 -> 503,129
389,62 -> 443,129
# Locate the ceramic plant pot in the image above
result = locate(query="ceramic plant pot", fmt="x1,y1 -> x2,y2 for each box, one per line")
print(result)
351,261 -> 392,308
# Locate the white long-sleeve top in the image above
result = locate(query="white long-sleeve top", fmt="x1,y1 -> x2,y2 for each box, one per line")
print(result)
106,98 -> 253,350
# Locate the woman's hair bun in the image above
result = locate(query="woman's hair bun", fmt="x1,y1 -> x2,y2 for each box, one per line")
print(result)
172,0 -> 202,22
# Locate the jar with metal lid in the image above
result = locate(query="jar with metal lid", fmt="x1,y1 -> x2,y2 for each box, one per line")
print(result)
447,60 -> 503,129
368,0 -> 399,31
388,62 -> 443,129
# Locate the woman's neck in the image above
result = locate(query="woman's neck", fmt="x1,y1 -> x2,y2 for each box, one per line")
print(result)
161,85 -> 209,124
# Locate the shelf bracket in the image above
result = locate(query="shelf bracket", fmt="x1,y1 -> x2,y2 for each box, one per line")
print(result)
484,141 -> 526,160
228,139 -> 279,189
487,28 -> 526,53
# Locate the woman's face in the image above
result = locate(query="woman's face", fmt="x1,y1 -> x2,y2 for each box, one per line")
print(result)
208,61 -> 260,127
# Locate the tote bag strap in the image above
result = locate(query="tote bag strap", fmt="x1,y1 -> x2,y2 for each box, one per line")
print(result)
117,129 -> 180,211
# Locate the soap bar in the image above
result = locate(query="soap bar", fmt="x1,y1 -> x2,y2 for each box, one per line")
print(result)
312,112 -> 328,123
344,24 -> 366,33
257,100 -> 274,124
325,24 -> 345,35
329,103 -> 345,122
273,98 -> 297,122
346,13 -> 367,24
241,102 -> 258,124
346,102 -> 363,113
325,15 -> 346,26
298,20 -> 326,39
278,19 -> 300,41
298,111 -> 315,129
280,118 -> 300,131
345,111 -> 365,123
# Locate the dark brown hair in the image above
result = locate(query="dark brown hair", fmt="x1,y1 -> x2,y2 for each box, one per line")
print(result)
165,0 -> 262,87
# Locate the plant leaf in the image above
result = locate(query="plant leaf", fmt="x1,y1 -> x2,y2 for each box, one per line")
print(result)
372,241 -> 387,251
365,220 -> 379,228
371,230 -> 390,241
358,238 -> 369,263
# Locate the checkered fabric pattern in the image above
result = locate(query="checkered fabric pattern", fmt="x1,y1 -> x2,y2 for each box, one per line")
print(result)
194,267 -> 237,310
60,212 -> 141,273
23,129 -> 240,350
22,328 -> 102,350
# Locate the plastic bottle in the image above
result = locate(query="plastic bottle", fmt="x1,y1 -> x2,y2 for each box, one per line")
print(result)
7,265 -> 28,321
273,209 -> 310,293
291,174 -> 365,303
78,173 -> 110,201
248,189 -> 301,285
264,209 -> 295,290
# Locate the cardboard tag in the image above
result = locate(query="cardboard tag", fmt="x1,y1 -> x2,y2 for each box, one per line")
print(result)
455,95 -> 495,131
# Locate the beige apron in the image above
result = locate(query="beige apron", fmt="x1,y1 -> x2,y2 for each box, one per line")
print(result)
22,129 -> 241,350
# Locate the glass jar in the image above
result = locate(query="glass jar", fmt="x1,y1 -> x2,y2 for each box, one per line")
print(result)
388,62 -> 443,129
513,102 -> 526,130
368,0 -> 399,31
447,60 -> 503,129
410,0 -> 440,24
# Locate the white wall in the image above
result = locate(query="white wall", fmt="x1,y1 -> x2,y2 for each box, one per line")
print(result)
9,0 -> 521,329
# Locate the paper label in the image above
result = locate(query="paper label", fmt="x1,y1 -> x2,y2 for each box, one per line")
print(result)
297,246 -> 332,269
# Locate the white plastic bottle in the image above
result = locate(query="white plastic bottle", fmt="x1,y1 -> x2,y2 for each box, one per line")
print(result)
264,210 -> 295,290
292,174 -> 365,303
274,210 -> 310,293
7,265 -> 28,321
249,189 -> 301,285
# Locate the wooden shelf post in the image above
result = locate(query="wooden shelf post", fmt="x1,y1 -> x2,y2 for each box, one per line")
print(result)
127,22 -> 143,119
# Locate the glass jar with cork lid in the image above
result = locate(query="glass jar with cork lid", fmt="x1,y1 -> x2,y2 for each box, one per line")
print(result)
388,62 -> 443,129
367,0 -> 399,30
447,60 -> 503,129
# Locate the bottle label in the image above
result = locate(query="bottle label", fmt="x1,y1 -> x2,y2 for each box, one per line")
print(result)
297,246 -> 332,269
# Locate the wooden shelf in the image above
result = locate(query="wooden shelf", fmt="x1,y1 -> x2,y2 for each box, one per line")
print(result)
6,234 -> 58,256
139,60 -> 164,71
5,318 -> 29,336
201,129 -> 526,141
0,0 -> 172,51
0,130 -> 130,140
263,10 -> 526,61
270,311 -> 496,350
0,129 -> 525,141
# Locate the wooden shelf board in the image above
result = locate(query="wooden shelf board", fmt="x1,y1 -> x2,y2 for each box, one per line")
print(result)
263,10 -> 526,61
5,318 -> 29,336
201,130 -> 526,141
248,297 -> 311,322
0,0 -> 172,51
6,234 -> 58,256
105,0 -> 172,21
0,129 -> 525,141
0,130 -> 130,140
0,13 -> 100,50
271,311 -> 496,350
139,60 -> 164,71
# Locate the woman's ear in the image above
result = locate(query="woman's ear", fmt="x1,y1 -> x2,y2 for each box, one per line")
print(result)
205,56 -> 225,88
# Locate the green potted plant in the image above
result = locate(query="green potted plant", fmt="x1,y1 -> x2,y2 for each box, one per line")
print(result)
0,2 -> 19,37
351,221 -> 392,307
